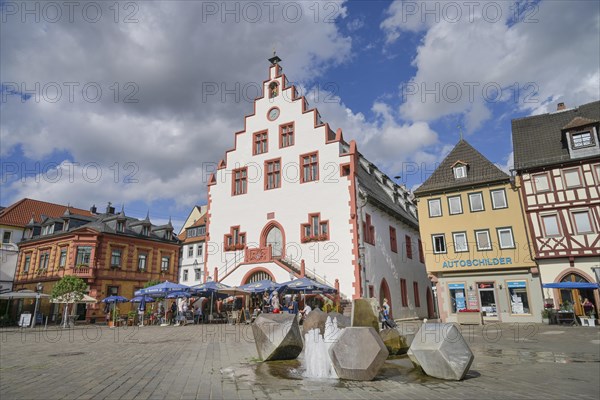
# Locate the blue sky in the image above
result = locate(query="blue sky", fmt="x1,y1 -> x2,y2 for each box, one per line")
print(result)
1,0 -> 599,231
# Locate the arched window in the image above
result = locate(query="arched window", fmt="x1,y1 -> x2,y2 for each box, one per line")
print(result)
245,270 -> 272,284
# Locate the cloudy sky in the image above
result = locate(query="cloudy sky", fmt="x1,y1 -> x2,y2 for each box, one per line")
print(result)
1,0 -> 599,230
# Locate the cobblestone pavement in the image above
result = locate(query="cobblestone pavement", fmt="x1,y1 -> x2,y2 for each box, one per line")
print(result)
1,322 -> 599,399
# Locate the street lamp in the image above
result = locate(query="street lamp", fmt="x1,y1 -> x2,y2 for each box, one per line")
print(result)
31,282 -> 43,328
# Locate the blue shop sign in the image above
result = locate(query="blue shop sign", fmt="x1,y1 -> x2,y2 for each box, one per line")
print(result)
448,283 -> 465,289
507,281 -> 526,288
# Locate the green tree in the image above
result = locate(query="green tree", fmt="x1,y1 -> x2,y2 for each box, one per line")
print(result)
144,279 -> 161,288
51,275 -> 87,328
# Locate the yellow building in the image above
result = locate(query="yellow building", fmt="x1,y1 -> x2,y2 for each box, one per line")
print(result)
414,139 -> 543,323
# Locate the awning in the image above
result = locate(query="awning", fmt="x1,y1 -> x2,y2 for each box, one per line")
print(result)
542,282 -> 600,289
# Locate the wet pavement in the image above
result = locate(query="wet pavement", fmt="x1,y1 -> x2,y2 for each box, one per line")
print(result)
0,322 -> 598,399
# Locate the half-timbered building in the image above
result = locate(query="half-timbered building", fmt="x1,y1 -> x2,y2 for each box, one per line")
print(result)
512,100 -> 600,316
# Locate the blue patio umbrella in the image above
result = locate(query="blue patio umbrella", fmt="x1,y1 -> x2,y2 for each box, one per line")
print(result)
280,277 -> 337,294
166,291 -> 191,299
191,281 -> 233,316
130,295 -> 155,303
135,281 -> 191,297
101,295 -> 129,327
239,279 -> 286,294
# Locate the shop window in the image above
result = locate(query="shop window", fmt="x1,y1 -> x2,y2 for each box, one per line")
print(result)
449,283 -> 466,313
507,281 -> 531,315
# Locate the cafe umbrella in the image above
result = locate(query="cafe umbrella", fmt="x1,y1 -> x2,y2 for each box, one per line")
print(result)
130,295 -> 154,326
101,295 -> 129,327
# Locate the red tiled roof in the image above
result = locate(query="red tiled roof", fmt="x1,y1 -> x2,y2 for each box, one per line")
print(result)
0,198 -> 94,228
189,214 -> 207,228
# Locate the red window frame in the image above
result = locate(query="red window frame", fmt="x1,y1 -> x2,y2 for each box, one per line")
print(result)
300,151 -> 319,183
413,281 -> 420,307
232,167 -> 248,196
405,235 -> 413,259
363,214 -> 375,245
389,226 -> 398,253
253,131 -> 268,155
265,158 -> 281,190
418,239 -> 424,263
301,213 -> 329,242
400,279 -> 408,307
224,226 -> 246,251
279,122 -> 294,148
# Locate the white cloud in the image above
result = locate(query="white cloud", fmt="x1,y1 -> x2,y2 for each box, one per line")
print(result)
1,1 -> 352,210
382,0 -> 600,131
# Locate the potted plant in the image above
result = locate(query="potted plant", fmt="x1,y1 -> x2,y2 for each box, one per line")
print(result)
541,308 -> 553,324
127,311 -> 137,326
457,308 -> 483,325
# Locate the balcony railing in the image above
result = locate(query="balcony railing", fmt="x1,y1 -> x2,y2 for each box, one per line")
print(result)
245,246 -> 273,263
72,266 -> 95,279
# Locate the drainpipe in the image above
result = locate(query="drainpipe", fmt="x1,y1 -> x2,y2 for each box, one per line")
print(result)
356,186 -> 368,298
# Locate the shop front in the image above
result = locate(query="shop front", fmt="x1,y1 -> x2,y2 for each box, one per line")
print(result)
436,269 -> 544,324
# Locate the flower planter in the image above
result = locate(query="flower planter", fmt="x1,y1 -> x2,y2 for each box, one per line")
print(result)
457,311 -> 483,325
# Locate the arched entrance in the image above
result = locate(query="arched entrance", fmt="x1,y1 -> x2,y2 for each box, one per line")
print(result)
242,268 -> 274,285
261,221 -> 285,258
426,287 -> 435,318
558,272 -> 597,316
379,279 -> 392,318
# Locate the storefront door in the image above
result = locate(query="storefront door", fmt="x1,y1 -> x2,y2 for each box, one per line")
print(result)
478,282 -> 498,318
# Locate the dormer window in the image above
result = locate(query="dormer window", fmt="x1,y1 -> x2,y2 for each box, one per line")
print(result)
571,131 -> 593,149
453,165 -> 467,179
142,226 -> 149,236
116,221 -> 124,233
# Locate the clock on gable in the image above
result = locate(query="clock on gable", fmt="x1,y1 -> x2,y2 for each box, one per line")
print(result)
267,107 -> 280,121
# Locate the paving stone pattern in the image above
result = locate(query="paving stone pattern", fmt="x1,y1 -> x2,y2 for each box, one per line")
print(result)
0,323 -> 599,399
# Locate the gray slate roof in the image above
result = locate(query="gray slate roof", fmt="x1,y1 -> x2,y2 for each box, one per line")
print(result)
356,163 -> 419,229
512,100 -> 600,171
414,139 -> 509,196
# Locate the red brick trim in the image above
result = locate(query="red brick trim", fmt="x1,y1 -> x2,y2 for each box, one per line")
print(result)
264,158 -> 282,190
300,213 -> 330,242
241,267 -> 275,285
260,220 -> 286,258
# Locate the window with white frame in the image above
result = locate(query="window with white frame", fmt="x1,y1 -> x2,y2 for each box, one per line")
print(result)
468,192 -> 484,212
161,256 -> 170,272
453,165 -> 467,179
541,214 -> 561,237
572,210 -> 594,234
563,168 -> 581,188
448,196 -> 463,215
532,173 -> 551,192
195,269 -> 201,280
23,254 -> 31,273
491,189 -> 508,209
198,243 -> 203,257
59,248 -> 67,267
497,227 -> 515,249
183,269 -> 188,281
453,232 -> 468,253
571,131 -> 593,148
138,253 -> 147,271
188,246 -> 194,258
475,230 -> 492,250
432,234 -> 446,254
2,231 -> 11,244
428,199 -> 442,217
75,246 -> 92,266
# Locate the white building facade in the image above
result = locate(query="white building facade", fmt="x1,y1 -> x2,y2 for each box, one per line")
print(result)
179,214 -> 207,287
204,57 -> 431,319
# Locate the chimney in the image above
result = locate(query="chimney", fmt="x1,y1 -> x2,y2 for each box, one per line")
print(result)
90,204 -> 97,214
106,202 -> 115,215
557,102 -> 566,111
